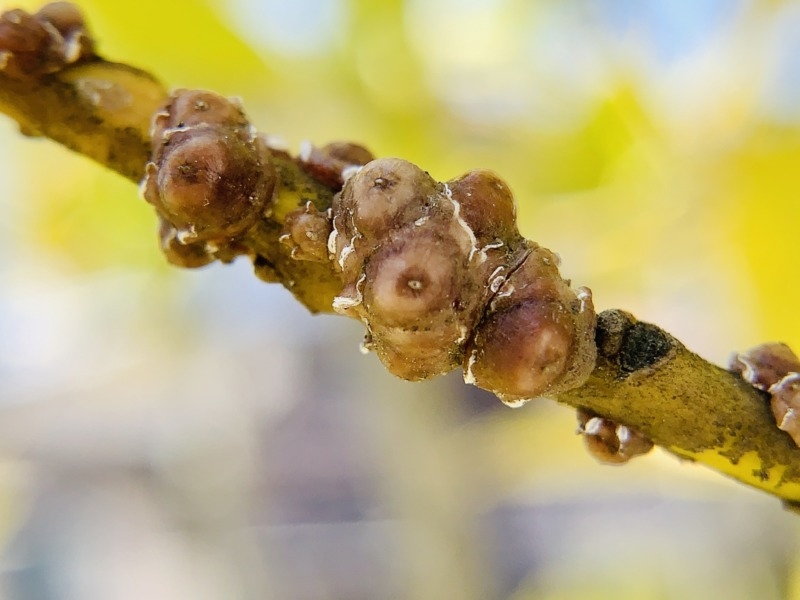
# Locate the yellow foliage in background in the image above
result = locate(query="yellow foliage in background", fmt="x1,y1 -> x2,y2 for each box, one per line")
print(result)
2,1 -> 800,599
6,0 -> 798,356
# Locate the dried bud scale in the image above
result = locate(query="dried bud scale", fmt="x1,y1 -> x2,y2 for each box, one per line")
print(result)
730,343 -> 800,448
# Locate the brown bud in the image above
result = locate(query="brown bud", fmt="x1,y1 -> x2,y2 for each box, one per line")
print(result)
466,299 -> 574,403
0,10 -> 48,54
729,342 -> 800,391
36,2 -> 94,62
152,90 -> 249,139
36,3 -> 86,35
281,201 -> 332,262
0,9 -> 50,77
447,169 -> 519,244
577,408 -> 654,465
158,218 -> 214,269
145,128 -> 272,240
464,247 -> 596,403
770,373 -> 800,447
143,90 -> 276,244
0,4 -> 94,79
363,229 -> 461,329
334,158 -> 439,245
299,141 -> 374,189
332,220 -> 474,380
323,142 -> 375,166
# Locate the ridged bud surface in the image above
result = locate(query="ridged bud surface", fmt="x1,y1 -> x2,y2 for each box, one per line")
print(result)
142,90 -> 277,264
308,157 -> 598,391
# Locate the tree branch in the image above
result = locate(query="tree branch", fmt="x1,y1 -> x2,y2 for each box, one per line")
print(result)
565,310 -> 800,505
3,4 -> 799,510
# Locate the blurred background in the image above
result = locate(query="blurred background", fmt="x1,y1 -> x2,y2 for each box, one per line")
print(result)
1,0 -> 800,598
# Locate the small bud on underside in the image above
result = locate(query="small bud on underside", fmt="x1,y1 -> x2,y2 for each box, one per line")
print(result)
157,217 -> 214,269
142,90 -> 277,264
0,3 -> 95,79
576,408 -> 654,465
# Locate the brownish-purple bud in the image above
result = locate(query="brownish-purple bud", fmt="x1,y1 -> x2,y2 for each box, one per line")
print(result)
363,230 -> 461,328
334,158 -> 439,246
142,90 -> 276,245
323,142 -> 374,166
331,218 -> 474,380
36,2 -> 85,34
151,90 -> 249,138
447,169 -> 519,244
0,3 -> 94,79
280,201 -> 332,262
158,218 -> 214,269
466,299 -> 575,404
144,128 -> 271,240
464,246 -> 596,404
36,2 -> 94,61
731,342 -> 800,448
0,10 -> 47,53
0,9 -> 50,77
299,141 -> 374,189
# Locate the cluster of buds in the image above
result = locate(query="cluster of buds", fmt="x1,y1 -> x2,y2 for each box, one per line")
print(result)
142,91 -> 596,406
141,90 -> 277,268
0,0 -> 601,422
11,2 -> 800,476
321,158 -> 597,404
118,85 -> 800,462
0,2 -> 94,79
